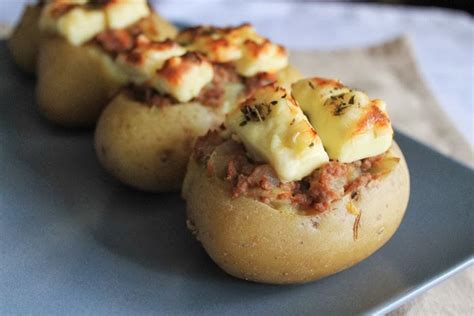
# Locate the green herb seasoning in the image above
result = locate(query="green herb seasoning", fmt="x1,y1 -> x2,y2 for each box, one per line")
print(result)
348,95 -> 355,105
333,102 -> 351,116
240,102 -> 273,125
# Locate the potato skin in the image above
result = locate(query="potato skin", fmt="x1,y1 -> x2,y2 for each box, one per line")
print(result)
35,13 -> 179,127
94,64 -> 301,191
8,5 -> 41,74
182,143 -> 410,284
36,36 -> 128,127
95,92 -> 222,192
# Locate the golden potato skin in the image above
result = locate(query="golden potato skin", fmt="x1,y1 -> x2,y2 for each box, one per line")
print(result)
182,143 -> 410,284
35,13 -> 179,127
95,92 -> 221,192
36,36 -> 127,127
8,5 -> 41,74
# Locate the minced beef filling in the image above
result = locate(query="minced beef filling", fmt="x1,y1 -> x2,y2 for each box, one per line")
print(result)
125,85 -> 174,107
124,62 -> 278,108
194,131 -> 388,214
95,29 -> 135,56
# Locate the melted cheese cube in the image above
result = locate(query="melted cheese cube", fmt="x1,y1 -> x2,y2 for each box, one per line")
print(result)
235,40 -> 288,77
105,0 -> 150,29
190,38 -> 241,63
152,52 -> 214,103
226,24 -> 263,45
116,38 -> 186,84
226,85 -> 329,182
39,0 -> 150,46
292,78 -> 393,162
40,4 -> 106,46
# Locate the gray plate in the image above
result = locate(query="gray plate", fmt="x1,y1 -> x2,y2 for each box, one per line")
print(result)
0,41 -> 473,315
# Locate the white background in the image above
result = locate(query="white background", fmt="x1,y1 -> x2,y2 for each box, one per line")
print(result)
1,0 -> 473,145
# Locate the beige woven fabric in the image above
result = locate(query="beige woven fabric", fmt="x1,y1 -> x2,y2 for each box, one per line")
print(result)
1,24 -> 472,315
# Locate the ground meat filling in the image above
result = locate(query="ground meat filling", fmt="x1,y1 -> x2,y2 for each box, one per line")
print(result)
125,63 -> 241,107
94,29 -> 135,56
195,63 -> 241,108
194,132 -> 391,214
244,72 -> 278,98
125,61 -> 276,108
125,85 -> 174,107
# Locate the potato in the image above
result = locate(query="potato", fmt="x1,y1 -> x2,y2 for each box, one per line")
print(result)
8,5 -> 42,74
36,36 -> 127,127
182,142 -> 410,284
94,64 -> 302,191
36,13 -> 179,127
95,91 -> 223,191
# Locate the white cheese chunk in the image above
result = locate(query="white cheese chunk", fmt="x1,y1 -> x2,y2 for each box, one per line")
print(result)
40,3 -> 106,46
152,52 -> 214,103
292,78 -> 393,162
235,39 -> 288,77
116,37 -> 185,85
226,85 -> 329,182
105,0 -> 150,30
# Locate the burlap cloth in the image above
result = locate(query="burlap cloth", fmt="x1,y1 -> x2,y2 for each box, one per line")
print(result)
1,23 -> 472,314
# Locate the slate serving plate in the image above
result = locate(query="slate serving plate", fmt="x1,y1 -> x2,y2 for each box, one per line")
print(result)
0,42 -> 473,315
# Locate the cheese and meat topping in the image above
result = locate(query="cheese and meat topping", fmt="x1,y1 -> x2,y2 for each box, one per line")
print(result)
292,78 -> 393,163
193,130 -> 399,214
108,29 -> 292,108
39,0 -> 150,45
176,24 -> 288,77
192,79 -> 398,212
38,6 -> 291,109
226,85 -> 329,182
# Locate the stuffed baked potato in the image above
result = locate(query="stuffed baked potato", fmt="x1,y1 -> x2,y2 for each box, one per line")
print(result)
182,80 -> 410,284
8,3 -> 42,74
34,0 -> 178,126
95,24 -> 302,191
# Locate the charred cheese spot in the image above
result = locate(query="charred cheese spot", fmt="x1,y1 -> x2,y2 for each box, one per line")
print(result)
354,100 -> 391,134
152,52 -> 214,103
310,77 -> 344,88
176,25 -> 243,63
226,85 -> 329,182
177,24 -> 288,76
116,36 -> 185,84
235,39 -> 288,77
292,77 -> 393,163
